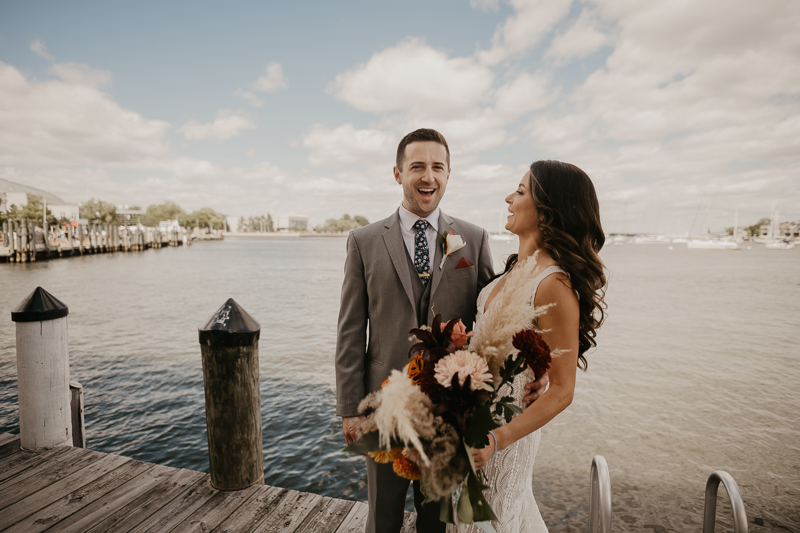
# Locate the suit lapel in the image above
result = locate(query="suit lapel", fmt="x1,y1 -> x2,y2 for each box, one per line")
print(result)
429,211 -> 454,303
383,210 -> 416,314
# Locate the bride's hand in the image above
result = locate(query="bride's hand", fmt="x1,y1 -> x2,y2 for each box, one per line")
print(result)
472,433 -> 496,469
523,372 -> 550,407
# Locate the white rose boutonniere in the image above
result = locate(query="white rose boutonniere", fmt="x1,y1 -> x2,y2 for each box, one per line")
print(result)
439,230 -> 466,269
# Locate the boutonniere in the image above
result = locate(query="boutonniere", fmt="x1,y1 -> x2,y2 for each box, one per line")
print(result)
438,230 -> 466,269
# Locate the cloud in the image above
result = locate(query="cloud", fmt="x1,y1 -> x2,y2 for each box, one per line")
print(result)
30,40 -> 54,60
494,71 -> 557,116
252,62 -> 287,93
330,38 -> 494,120
303,123 -> 396,168
49,62 -> 112,88
234,89 -> 263,107
545,8 -> 612,63
479,0 -> 573,65
178,109 -> 255,140
0,61 -> 169,166
470,0 -> 500,11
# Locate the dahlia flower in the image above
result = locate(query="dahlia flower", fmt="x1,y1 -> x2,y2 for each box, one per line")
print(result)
433,350 -> 493,392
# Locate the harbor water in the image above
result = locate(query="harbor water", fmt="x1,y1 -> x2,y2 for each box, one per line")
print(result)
0,237 -> 797,532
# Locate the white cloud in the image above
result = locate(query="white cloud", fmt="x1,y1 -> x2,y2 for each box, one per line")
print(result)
494,72 -> 557,116
470,0 -> 501,12
49,62 -> 112,88
330,38 -> 494,120
0,61 -> 169,166
479,0 -> 573,65
30,40 -> 54,60
178,109 -> 255,140
252,62 -> 287,93
546,8 -> 612,63
303,123 -> 396,168
234,89 -> 263,107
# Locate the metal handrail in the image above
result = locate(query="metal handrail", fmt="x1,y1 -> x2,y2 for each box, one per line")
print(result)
589,455 -> 612,533
703,471 -> 749,533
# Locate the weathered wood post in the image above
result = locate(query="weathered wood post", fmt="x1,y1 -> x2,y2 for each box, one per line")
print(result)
70,381 -> 85,448
11,287 -> 73,450
199,298 -> 264,490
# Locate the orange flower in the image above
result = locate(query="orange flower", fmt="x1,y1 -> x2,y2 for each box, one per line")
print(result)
369,448 -> 402,464
393,454 -> 422,480
441,318 -> 473,348
407,353 -> 424,383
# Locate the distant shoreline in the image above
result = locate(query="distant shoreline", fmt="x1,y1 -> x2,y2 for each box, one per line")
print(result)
225,232 -> 347,238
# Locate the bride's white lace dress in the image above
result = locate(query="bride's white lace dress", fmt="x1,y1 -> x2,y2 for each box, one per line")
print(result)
448,265 -> 564,533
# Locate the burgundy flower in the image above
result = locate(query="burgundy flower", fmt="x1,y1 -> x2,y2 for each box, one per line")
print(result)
511,330 -> 552,379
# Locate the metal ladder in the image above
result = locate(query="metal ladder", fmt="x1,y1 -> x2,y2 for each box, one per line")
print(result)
587,459 -> 748,533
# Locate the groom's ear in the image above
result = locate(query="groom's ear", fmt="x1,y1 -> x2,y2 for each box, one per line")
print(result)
393,166 -> 402,184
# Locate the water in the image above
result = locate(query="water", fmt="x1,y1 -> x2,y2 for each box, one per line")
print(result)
1,238 -> 798,532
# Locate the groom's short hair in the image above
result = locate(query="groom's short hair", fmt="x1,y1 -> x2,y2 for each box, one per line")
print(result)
396,128 -> 450,171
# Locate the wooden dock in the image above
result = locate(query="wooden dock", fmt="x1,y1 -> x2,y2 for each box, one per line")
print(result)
0,433 -> 415,533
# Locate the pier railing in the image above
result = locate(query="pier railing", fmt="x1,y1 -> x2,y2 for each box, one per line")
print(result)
703,471 -> 749,533
589,455 -> 612,533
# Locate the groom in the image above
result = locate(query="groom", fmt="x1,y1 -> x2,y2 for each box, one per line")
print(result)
335,128 -> 495,533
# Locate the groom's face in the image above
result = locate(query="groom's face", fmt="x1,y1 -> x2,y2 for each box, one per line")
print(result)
393,141 -> 450,217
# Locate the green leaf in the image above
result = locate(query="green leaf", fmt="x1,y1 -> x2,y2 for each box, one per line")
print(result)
467,467 -> 499,522
464,402 -> 501,448
439,496 -> 454,523
457,472 -> 474,523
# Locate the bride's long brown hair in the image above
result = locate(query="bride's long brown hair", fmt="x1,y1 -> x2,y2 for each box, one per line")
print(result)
502,160 -> 607,370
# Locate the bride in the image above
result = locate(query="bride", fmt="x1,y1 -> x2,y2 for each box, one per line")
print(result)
450,160 -> 607,533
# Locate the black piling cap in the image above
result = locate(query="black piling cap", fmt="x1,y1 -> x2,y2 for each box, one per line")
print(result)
198,298 -> 261,348
11,287 -> 69,322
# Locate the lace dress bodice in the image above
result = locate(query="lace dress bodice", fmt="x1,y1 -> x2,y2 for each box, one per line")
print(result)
449,265 -> 565,533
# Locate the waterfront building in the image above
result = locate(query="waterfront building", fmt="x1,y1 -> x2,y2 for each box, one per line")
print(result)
275,215 -> 309,231
0,178 -> 79,220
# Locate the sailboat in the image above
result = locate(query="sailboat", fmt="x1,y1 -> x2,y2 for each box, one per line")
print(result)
686,206 -> 740,250
763,207 -> 796,249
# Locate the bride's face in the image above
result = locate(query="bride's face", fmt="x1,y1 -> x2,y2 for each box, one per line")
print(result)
505,172 -> 542,238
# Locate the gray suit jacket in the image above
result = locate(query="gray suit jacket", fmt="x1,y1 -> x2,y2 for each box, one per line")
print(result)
335,208 -> 495,417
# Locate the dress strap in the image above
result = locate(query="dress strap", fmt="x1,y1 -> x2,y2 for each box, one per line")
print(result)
529,265 -> 567,305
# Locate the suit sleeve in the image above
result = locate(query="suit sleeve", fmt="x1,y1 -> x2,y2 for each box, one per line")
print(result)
334,231 -> 369,417
476,228 -> 495,294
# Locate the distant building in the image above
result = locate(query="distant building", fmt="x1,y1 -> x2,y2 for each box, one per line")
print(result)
0,178 -> 79,220
225,216 -> 239,232
275,215 -> 309,231
759,220 -> 800,239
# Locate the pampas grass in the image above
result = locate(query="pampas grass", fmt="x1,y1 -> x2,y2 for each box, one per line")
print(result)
470,254 -> 553,385
374,369 -> 437,465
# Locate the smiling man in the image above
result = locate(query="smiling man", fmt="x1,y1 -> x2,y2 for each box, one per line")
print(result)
334,129 -> 496,533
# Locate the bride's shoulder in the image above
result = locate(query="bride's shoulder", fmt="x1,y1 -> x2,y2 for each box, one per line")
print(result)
535,269 -> 577,308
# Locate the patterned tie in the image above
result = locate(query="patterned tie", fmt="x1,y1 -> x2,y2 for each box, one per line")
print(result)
413,219 -> 431,285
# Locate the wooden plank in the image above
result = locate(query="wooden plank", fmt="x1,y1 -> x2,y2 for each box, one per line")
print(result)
127,476 -> 217,533
212,485 -> 287,533
85,468 -> 206,533
294,496 -> 355,533
0,433 -> 18,446
47,463 -> 176,533
0,447 -> 97,508
0,445 -> 71,485
252,489 -> 323,533
1,458 -> 150,533
168,483 -> 261,533
334,502 -> 369,533
0,435 -> 20,459
400,511 -> 416,533
0,453 -> 129,530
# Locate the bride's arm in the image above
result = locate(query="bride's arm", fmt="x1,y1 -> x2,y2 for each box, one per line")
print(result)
474,273 -> 580,468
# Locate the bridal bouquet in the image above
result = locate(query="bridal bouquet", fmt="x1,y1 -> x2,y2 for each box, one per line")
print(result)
344,258 -> 553,527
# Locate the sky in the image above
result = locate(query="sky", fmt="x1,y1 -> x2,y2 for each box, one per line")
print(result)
0,0 -> 798,234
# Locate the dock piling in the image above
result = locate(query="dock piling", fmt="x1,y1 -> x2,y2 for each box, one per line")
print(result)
199,298 -> 264,490
11,287 -> 73,450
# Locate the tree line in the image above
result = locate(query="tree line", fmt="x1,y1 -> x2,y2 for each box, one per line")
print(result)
0,194 -> 226,229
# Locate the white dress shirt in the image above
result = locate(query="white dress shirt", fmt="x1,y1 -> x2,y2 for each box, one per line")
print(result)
398,205 -> 440,272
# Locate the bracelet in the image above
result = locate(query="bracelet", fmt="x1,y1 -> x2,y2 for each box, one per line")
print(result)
488,430 -> 498,459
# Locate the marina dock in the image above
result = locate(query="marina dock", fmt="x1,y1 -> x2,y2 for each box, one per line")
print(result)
0,432 -> 413,533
